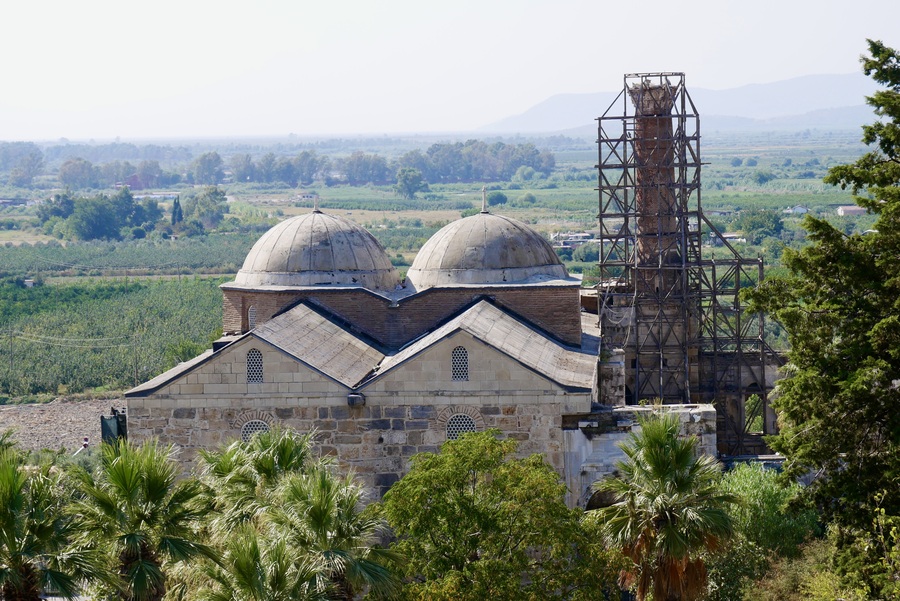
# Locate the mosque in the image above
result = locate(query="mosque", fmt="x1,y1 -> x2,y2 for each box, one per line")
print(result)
126,190 -> 716,508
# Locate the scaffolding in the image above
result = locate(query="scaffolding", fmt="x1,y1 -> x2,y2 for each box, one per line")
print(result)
596,73 -> 780,454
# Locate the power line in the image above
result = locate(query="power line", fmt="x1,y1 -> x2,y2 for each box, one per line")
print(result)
12,334 -> 132,349
26,253 -> 180,271
11,331 -> 131,342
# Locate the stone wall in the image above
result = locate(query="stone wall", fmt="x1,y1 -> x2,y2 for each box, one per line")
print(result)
127,332 -> 592,500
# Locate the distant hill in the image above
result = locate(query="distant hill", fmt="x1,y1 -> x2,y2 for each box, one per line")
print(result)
480,73 -> 879,134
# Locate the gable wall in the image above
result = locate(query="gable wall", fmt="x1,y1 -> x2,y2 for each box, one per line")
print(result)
128,332 -> 591,501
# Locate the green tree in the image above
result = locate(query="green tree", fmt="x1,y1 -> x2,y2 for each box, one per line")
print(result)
594,413 -> 735,601
8,150 -> 43,187
255,153 -> 277,183
704,464 -> 818,601
0,449 -> 103,600
136,160 -> 162,189
228,154 -> 255,184
342,151 -> 390,185
68,195 -> 121,240
382,430 -> 621,600
196,429 -> 399,601
37,191 -> 76,223
171,198 -> 184,225
295,150 -> 322,185
486,190 -> 507,206
573,242 -> 599,262
181,187 -> 228,230
70,439 -> 215,601
192,152 -> 224,185
394,167 -> 428,199
198,428 -> 315,533
746,39 -> 900,597
750,170 -> 775,185
58,157 -> 97,189
512,165 -> 536,181
270,467 -> 399,600
734,209 -> 784,244
193,526 -> 325,601
274,157 -> 298,187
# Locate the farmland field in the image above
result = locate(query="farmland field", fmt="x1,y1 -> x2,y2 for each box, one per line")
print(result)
0,129 -> 869,398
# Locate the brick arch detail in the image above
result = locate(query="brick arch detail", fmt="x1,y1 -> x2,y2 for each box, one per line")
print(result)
230,410 -> 277,430
435,405 -> 485,429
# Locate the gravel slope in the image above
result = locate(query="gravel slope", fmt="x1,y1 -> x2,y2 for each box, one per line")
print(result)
0,398 -> 123,453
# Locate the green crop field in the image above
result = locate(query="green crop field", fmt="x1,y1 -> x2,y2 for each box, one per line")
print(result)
0,128 -> 874,399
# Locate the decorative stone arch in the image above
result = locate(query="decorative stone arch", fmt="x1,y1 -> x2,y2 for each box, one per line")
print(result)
231,410 -> 277,442
436,405 -> 485,441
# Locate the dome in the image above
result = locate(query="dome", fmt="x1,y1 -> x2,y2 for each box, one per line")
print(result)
406,211 -> 568,289
234,210 -> 399,290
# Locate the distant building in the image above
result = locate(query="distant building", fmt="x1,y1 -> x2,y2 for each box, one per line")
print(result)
783,205 -> 810,215
550,231 -> 593,250
837,205 -> 867,216
709,232 -> 747,247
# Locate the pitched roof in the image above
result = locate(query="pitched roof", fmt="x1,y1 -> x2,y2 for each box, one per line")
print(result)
369,300 -> 594,390
128,301 -> 593,397
253,303 -> 384,387
126,349 -> 215,396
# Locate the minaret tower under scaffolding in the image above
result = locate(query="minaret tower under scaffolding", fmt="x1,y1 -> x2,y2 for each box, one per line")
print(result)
596,72 -> 780,454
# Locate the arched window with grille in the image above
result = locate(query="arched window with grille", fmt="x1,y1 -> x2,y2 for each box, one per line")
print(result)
248,305 -> 257,329
446,413 -> 477,440
241,419 -> 270,442
451,346 -> 468,381
247,348 -> 263,383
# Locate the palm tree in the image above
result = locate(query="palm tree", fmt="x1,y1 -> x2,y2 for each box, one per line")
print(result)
271,467 -> 400,600
69,439 -> 216,601
195,525 -> 327,601
197,427 -> 315,533
0,448 -> 103,601
198,428 -> 399,600
593,413 -> 736,601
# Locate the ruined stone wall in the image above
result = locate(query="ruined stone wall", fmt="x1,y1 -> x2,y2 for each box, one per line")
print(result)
563,404 -> 717,507
597,348 -> 626,406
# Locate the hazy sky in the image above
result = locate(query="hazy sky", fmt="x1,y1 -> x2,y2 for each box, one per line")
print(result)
1,0 -> 897,141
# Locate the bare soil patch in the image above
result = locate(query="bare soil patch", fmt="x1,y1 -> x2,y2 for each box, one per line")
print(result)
0,397 -> 122,453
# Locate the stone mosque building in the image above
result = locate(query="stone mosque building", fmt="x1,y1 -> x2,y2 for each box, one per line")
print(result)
126,198 -> 716,507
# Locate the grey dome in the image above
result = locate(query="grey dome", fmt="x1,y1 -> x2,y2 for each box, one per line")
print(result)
235,210 -> 399,290
407,211 -> 568,289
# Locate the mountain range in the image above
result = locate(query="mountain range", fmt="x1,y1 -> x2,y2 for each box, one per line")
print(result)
479,73 -> 879,135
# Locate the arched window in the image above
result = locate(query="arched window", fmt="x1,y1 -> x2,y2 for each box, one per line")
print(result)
247,348 -> 263,383
241,419 -> 270,442
451,346 -> 468,381
446,413 -> 477,440
248,305 -> 257,329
